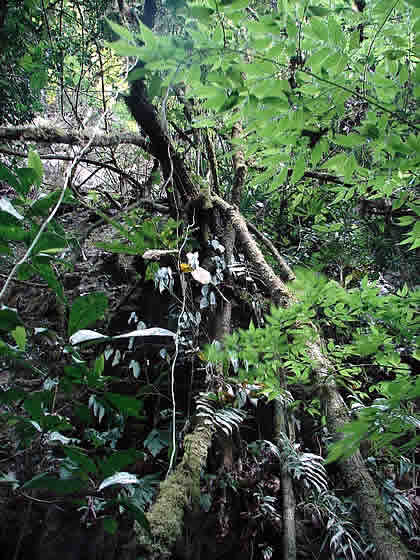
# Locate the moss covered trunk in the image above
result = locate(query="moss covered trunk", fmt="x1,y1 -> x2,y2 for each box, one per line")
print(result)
142,425 -> 213,559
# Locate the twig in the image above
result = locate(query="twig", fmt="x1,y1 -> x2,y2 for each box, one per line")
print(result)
0,120 -> 110,302
167,219 -> 193,477
246,220 -> 295,282
0,273 -> 47,289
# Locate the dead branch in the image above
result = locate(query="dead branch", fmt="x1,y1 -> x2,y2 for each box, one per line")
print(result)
0,125 -> 151,151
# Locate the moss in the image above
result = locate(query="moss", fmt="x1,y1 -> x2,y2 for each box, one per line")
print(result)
146,470 -> 189,554
139,425 -> 213,557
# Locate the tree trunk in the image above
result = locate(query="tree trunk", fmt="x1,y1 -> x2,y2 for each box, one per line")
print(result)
274,400 -> 296,560
140,425 -> 213,559
308,343 -> 410,560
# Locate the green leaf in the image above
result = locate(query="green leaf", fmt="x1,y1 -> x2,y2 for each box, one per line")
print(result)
307,47 -> 332,72
0,164 -> 20,191
0,308 -> 23,332
290,155 -> 306,184
28,190 -> 75,218
27,150 -> 43,186
397,216 -> 416,226
334,134 -> 366,147
308,18 -> 328,41
0,388 -> 25,404
103,518 -> 118,535
32,261 -> 65,302
308,6 -> 330,16
31,232 -> 68,255
105,18 -> 134,41
99,449 -> 142,477
15,168 -> 38,194
144,429 -> 169,457
20,473 -> 87,494
107,39 -> 142,57
190,6 -> 214,19
0,198 -> 23,220
68,293 -> 108,336
328,17 -> 345,47
11,326 -> 26,351
349,30 -> 360,50
63,447 -> 97,474
105,393 -> 143,418
0,241 -> 11,255
311,138 -> 327,165
0,223 -> 27,242
93,354 -> 105,376
114,497 -> 150,532
322,153 -> 347,173
331,188 -> 347,204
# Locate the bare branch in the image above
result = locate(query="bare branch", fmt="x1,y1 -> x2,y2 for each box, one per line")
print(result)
0,125 -> 151,151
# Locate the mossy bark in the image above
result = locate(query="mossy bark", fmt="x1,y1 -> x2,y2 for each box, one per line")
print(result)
141,425 -> 213,558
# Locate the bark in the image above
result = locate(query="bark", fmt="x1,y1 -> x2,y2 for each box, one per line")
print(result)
274,400 -> 296,560
230,122 -> 246,208
204,131 -> 219,193
307,343 -> 410,560
246,220 -> 295,282
0,125 -> 150,150
126,78 -> 200,208
213,195 -> 292,307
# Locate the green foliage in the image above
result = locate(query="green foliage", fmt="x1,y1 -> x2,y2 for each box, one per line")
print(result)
208,274 -> 419,459
95,213 -> 180,255
0,0 -> 45,124
303,491 -> 367,560
327,375 -> 420,462
251,437 -> 328,493
0,160 -> 152,529
196,392 -> 247,435
381,478 -> 418,538
1,0 -> 419,550
110,0 -> 419,275
68,293 -> 108,336
144,429 -> 169,457
0,159 -> 78,301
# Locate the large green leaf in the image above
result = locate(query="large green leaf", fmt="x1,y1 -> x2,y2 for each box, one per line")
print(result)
68,293 -> 108,336
63,447 -> 97,474
105,393 -> 144,418
27,150 -> 43,186
32,261 -> 65,302
0,308 -> 23,332
20,473 -> 87,494
99,449 -> 142,477
0,163 -> 20,191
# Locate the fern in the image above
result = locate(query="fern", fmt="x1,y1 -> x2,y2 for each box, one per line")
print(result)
302,492 -> 367,560
381,479 -> 418,538
278,434 -> 329,494
196,393 -> 246,436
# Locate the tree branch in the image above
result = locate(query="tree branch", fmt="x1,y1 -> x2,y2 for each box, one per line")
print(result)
0,148 -> 148,192
0,125 -> 151,151
246,220 -> 295,282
